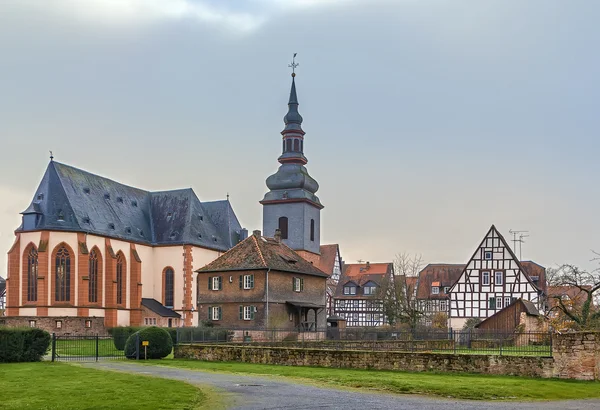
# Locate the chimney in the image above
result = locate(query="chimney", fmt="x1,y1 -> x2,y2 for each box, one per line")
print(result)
239,228 -> 248,241
274,229 -> 282,243
366,261 -> 370,269
253,230 -> 261,238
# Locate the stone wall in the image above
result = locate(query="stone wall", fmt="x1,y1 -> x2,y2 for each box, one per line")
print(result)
552,332 -> 600,380
0,316 -> 108,336
175,344 -> 554,378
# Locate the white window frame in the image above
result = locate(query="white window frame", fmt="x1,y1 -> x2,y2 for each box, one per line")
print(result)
482,271 -> 490,285
343,286 -> 356,295
243,306 -> 253,320
55,320 -> 62,329
243,274 -> 253,290
364,285 -> 376,295
496,297 -> 503,309
440,300 -> 447,311
495,271 -> 503,285
443,287 -> 450,294
293,277 -> 302,292
211,306 -> 221,321
504,296 -> 511,307
484,251 -> 493,260
432,287 -> 439,295
352,313 -> 359,321
29,320 -> 36,328
339,300 -> 346,309
212,276 -> 221,291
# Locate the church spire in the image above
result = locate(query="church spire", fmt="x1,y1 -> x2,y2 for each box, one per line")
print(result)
279,55 -> 307,166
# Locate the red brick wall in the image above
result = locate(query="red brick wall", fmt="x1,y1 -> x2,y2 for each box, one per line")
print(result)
37,232 -> 50,316
104,239 -> 117,327
129,244 -> 142,326
77,233 -> 89,317
183,245 -> 193,326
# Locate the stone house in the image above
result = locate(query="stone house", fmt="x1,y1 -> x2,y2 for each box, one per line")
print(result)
141,298 -> 182,328
196,230 -> 329,330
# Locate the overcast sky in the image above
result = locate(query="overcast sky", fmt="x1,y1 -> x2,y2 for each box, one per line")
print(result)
1,0 -> 599,274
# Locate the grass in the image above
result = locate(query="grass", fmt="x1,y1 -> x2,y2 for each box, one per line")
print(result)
0,362 -> 221,410
142,359 -> 600,401
54,339 -> 121,357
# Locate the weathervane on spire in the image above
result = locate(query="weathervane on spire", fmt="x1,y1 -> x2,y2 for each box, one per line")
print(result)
288,53 -> 298,77
49,151 -> 54,162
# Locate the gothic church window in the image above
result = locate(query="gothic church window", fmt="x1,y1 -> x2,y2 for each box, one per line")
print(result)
310,219 -> 315,242
116,253 -> 124,305
89,249 -> 99,303
55,246 -> 71,302
278,217 -> 288,239
27,246 -> 38,302
164,267 -> 174,308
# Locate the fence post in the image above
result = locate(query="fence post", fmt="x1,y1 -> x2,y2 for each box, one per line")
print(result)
453,329 -> 456,354
95,334 -> 99,362
135,333 -> 140,360
499,335 -> 503,356
51,333 -> 56,362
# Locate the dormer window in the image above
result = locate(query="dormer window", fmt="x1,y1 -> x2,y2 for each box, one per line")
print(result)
343,285 -> 356,295
83,188 -> 90,194
131,200 -> 138,207
104,193 -> 110,200
363,285 -> 377,295
432,287 -> 439,295
116,197 -> 124,203
125,227 -> 132,234
108,223 -> 115,230
82,217 -> 91,224
443,286 -> 450,294
57,211 -> 65,222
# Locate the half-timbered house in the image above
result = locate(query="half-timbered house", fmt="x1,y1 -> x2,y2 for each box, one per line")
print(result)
333,262 -> 393,327
448,225 -> 545,329
415,264 -> 464,325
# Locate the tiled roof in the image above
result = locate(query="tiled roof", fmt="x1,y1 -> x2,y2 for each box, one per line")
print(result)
334,262 -> 393,298
547,285 -> 592,310
17,162 -> 243,252
141,298 -> 181,318
316,244 -> 339,275
520,261 -> 547,294
196,232 -> 328,277
416,264 -> 465,300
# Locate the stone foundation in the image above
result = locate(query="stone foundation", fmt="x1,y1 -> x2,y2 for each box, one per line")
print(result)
0,316 -> 108,336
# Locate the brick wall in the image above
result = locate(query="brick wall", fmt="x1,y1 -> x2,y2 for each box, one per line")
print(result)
175,344 -> 554,378
1,316 -> 108,336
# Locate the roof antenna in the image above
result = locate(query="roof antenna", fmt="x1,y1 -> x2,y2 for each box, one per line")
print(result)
49,151 -> 54,162
509,229 -> 529,260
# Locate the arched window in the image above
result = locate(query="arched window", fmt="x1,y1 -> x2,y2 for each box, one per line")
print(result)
116,253 -> 124,305
293,139 -> 300,152
27,247 -> 38,302
55,246 -> 71,302
164,268 -> 174,308
310,219 -> 315,242
89,249 -> 99,303
278,216 -> 288,240
286,139 -> 292,152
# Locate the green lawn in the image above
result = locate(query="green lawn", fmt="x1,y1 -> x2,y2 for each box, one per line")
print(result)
54,338 -> 121,357
0,362 -> 219,410
143,359 -> 600,401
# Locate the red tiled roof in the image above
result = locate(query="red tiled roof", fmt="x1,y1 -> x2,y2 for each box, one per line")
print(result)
196,233 -> 328,277
416,264 -> 465,300
547,285 -> 592,310
316,244 -> 339,276
520,261 -> 547,294
334,262 -> 393,298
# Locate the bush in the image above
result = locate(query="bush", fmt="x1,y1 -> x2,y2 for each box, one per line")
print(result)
124,327 -> 173,360
108,327 -> 141,351
0,327 -> 51,363
176,327 -> 233,343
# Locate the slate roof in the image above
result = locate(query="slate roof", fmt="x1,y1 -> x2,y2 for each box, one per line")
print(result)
196,232 -> 329,277
141,298 -> 181,318
17,161 -> 243,252
416,264 -> 465,300
334,262 -> 393,298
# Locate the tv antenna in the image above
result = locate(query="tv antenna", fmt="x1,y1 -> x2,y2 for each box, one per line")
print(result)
509,229 -> 529,260
357,259 -> 364,264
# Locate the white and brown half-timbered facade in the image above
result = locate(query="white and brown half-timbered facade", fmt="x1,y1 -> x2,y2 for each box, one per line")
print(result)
448,225 -> 544,329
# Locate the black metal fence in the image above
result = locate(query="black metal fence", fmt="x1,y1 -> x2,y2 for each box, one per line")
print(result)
177,327 -> 553,357
51,334 -> 128,362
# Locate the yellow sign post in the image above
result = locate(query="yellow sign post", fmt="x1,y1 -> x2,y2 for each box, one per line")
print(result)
142,341 -> 149,360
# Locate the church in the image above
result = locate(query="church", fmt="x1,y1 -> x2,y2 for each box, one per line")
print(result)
4,67 -> 341,334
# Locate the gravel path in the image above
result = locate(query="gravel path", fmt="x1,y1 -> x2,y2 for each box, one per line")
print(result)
85,362 -> 600,410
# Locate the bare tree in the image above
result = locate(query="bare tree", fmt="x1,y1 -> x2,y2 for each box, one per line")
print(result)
546,255 -> 600,330
378,253 -> 423,331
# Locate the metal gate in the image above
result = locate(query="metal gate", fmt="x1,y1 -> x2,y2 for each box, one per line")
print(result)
51,334 -> 128,362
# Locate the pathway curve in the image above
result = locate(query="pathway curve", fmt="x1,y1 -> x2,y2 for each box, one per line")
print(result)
84,362 -> 599,410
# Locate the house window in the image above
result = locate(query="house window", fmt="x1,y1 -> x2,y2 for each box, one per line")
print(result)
27,246 -> 38,302
55,320 -> 62,329
116,253 -> 124,305
495,271 -> 503,285
431,287 -> 439,295
164,268 -> 174,307
484,251 -> 492,260
293,277 -> 304,292
338,300 -> 345,309
240,274 -> 254,290
310,219 -> 315,242
496,297 -> 503,309
29,320 -> 36,328
352,313 -> 359,321
426,301 -> 432,311
353,300 -> 359,308
482,271 -> 490,285
278,217 -> 289,239
89,249 -> 99,303
489,297 -> 496,309
504,296 -> 511,307
373,313 -> 380,322
55,246 -> 71,302
239,305 -> 255,320
440,300 -> 447,311
343,286 -> 356,295
364,285 -> 377,295
85,320 -> 92,328
443,287 -> 450,294
152,318 -> 157,325
209,306 -> 222,321
210,276 -> 222,291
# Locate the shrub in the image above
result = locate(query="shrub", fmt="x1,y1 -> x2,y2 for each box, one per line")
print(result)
176,327 -> 233,343
0,327 -> 51,363
109,327 -> 142,351
124,327 -> 173,360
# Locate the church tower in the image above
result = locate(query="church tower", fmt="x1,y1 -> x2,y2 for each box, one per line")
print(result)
260,65 -> 323,255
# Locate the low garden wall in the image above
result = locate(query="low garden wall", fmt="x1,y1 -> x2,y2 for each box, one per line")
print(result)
176,344 -> 554,378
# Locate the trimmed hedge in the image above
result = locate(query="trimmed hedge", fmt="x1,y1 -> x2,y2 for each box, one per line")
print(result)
109,326 -> 178,351
124,327 -> 173,360
0,327 -> 51,362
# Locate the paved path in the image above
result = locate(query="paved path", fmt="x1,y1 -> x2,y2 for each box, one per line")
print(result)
85,362 -> 599,410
